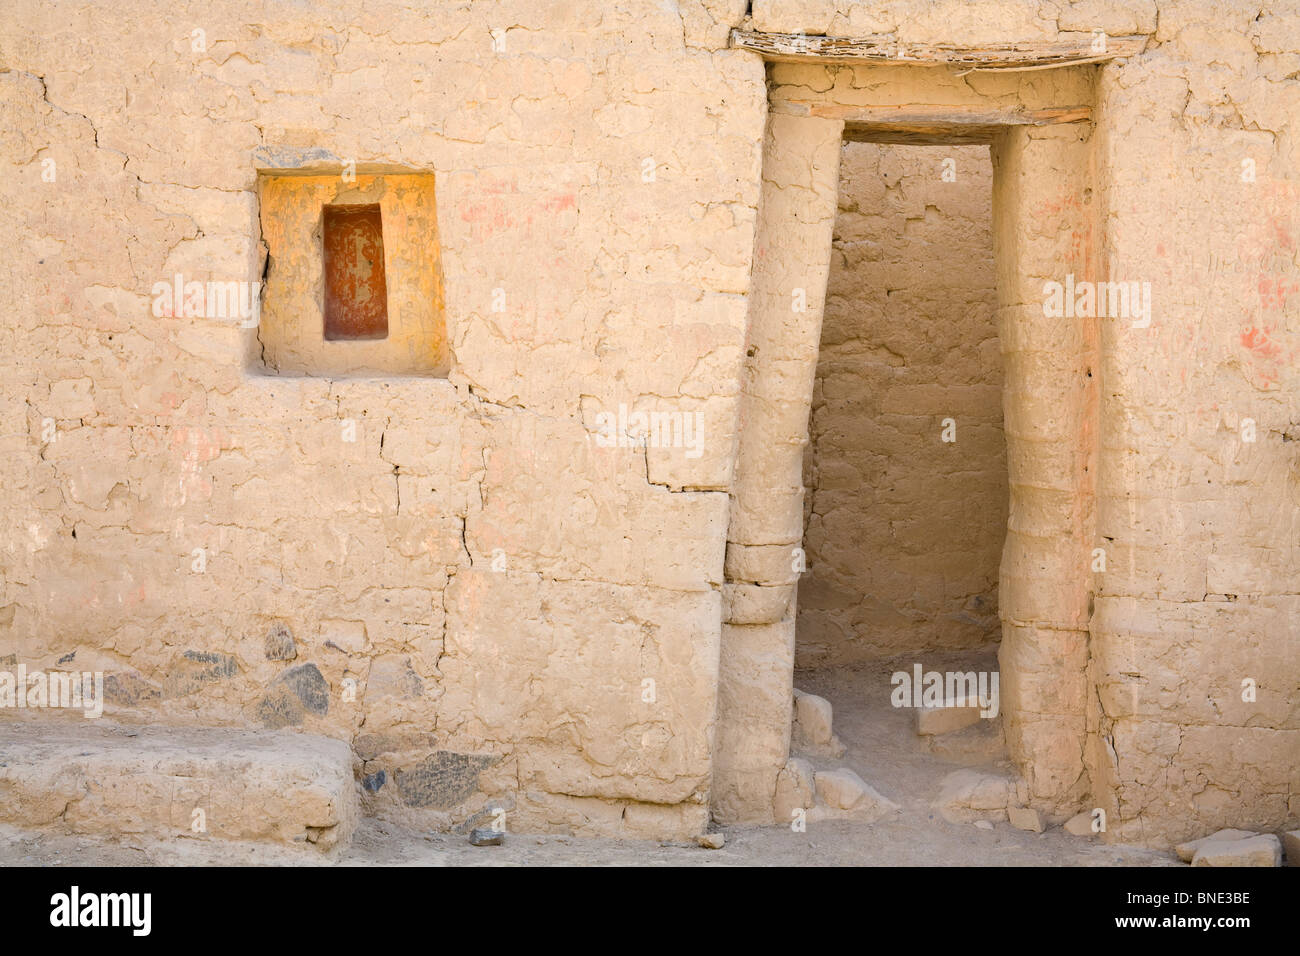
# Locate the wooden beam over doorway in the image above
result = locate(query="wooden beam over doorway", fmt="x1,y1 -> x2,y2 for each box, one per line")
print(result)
731,30 -> 1147,69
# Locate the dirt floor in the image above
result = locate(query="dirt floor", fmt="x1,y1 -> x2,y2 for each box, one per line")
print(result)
0,661 -> 1179,867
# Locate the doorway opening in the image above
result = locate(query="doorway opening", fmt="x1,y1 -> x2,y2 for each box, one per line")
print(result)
797,140 -> 1006,668
792,136 -> 1012,808
713,63 -> 1099,828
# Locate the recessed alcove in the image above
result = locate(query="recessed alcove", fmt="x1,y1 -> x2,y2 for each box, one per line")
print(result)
255,168 -> 448,378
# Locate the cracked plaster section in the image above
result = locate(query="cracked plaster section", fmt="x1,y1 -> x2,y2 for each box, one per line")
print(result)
1084,0 -> 1300,848
0,0 -> 757,840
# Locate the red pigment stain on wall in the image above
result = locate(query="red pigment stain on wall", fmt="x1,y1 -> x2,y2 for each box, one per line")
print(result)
459,177 -> 576,240
1240,324 -> 1286,388
540,193 -> 575,213
1031,192 -> 1083,219
1240,325 -> 1281,359
1257,275 -> 1299,312
459,197 -> 517,237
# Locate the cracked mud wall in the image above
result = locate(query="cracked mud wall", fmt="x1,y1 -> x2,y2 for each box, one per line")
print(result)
0,0 -> 757,840
797,142 -> 1005,666
1085,2 -> 1300,847
1,0 -> 1297,848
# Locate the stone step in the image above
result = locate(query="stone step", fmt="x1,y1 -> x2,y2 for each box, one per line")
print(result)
920,716 -> 1006,761
0,720 -> 357,852
791,688 -> 846,758
773,756 -> 899,824
915,695 -> 991,736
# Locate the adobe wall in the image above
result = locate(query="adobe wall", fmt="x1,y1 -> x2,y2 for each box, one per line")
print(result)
0,0 -> 759,839
2,0 -> 1297,847
798,142 -> 1005,666
1088,2 -> 1300,846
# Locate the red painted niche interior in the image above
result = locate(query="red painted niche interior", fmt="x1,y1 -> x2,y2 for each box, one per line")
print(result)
323,203 -> 389,340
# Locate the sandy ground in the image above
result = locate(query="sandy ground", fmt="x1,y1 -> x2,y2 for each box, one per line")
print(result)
0,659 -> 1179,867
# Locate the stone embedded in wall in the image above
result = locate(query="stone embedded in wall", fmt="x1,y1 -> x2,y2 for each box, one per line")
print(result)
257,663 -> 330,729
102,672 -> 162,707
264,623 -> 297,662
162,650 -> 239,699
393,751 -> 497,810
354,732 -> 440,763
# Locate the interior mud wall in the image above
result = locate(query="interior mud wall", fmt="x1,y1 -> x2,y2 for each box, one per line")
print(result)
797,141 -> 1005,667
